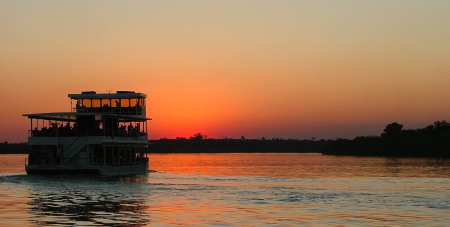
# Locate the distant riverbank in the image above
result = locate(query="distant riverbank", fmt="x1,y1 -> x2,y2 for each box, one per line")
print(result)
0,143 -> 28,154
1,139 -> 328,154
322,121 -> 450,158
148,138 -> 327,153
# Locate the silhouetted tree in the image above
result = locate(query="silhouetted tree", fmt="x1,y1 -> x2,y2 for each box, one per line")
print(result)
383,122 -> 403,135
190,133 -> 206,140
434,120 -> 450,128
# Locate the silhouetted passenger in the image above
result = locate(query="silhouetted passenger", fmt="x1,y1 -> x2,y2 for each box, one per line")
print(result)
71,123 -> 77,136
127,123 -> 134,133
42,127 -> 48,136
32,127 -> 38,137
103,104 -> 111,113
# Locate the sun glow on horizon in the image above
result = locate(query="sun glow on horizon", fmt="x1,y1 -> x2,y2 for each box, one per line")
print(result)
1,1 -> 450,143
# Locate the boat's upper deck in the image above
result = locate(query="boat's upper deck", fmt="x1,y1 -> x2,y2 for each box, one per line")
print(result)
68,91 -> 146,116
23,91 -> 150,139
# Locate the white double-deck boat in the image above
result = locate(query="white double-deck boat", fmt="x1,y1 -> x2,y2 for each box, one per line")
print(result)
23,91 -> 151,176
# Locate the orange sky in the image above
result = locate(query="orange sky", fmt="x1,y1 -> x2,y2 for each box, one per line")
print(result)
1,1 -> 450,143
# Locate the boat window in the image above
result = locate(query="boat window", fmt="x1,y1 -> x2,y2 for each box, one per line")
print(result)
138,98 -> 145,107
83,99 -> 91,108
111,99 -> 120,107
121,99 -> 130,107
102,99 -> 111,107
92,99 -> 101,108
130,98 -> 139,107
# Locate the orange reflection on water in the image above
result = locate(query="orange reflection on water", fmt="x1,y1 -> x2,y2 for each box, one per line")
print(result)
149,200 -> 229,226
148,153 -> 450,178
0,154 -> 27,174
1,154 -> 450,226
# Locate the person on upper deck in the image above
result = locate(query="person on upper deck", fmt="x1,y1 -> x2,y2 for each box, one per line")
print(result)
32,127 -> 39,137
64,122 -> 71,131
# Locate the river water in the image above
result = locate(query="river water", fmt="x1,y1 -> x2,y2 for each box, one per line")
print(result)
0,153 -> 449,226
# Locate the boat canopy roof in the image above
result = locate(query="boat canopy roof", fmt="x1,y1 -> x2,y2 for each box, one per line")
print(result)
68,91 -> 146,100
22,112 -> 151,122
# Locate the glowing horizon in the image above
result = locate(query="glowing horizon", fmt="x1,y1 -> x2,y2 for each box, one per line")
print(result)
1,1 -> 450,143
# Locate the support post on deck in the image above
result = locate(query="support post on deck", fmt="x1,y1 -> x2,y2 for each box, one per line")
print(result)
103,147 -> 106,166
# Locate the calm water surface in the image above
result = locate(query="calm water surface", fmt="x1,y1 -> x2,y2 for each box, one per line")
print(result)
1,153 -> 449,226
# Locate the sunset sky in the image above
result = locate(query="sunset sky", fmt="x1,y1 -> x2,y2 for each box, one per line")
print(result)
1,0 -> 449,143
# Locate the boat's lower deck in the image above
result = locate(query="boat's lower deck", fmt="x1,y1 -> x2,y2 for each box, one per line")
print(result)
26,163 -> 149,176
26,168 -> 101,175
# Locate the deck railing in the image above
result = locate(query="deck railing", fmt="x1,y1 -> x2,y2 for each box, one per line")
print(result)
25,157 -> 149,167
28,129 -> 147,138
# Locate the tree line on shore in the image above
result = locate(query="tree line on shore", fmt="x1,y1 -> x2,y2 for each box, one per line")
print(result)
148,135 -> 328,153
321,121 -> 450,158
0,142 -> 29,154
3,120 -> 450,158
0,137 -> 329,154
